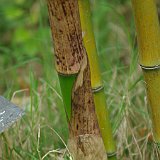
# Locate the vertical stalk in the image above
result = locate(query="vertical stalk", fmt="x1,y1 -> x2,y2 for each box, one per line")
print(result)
132,0 -> 160,146
78,0 -> 117,159
46,0 -> 107,159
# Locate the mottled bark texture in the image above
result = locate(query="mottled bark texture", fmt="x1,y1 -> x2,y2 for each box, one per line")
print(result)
47,0 -> 107,159
47,0 -> 83,75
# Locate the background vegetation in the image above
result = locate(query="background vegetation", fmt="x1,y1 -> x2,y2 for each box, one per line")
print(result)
0,0 -> 159,159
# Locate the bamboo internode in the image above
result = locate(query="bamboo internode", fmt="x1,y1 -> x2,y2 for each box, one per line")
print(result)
143,70 -> 160,142
132,0 -> 160,145
78,0 -> 102,89
132,0 -> 160,67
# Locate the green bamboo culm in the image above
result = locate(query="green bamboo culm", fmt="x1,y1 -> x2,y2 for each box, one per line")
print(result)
131,0 -> 160,147
78,0 -> 117,159
47,0 -> 108,159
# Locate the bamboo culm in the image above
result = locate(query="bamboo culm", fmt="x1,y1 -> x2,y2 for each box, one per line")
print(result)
132,0 -> 160,146
78,0 -> 117,159
47,0 -> 107,159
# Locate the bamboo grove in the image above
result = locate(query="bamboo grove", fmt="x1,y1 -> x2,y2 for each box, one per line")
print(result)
131,0 -> 160,148
46,0 -> 160,159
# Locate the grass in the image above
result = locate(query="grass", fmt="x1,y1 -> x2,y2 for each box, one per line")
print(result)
0,0 -> 159,159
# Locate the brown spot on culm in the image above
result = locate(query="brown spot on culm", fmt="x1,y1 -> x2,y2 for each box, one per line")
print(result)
61,1 -> 67,16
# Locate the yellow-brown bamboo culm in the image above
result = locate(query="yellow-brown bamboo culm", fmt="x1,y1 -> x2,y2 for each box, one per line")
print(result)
46,0 -> 107,159
131,0 -> 160,147
78,0 -> 117,159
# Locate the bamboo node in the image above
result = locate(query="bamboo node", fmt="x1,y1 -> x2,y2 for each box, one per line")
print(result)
92,86 -> 104,93
140,64 -> 160,70
107,152 -> 117,158
57,72 -> 78,77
